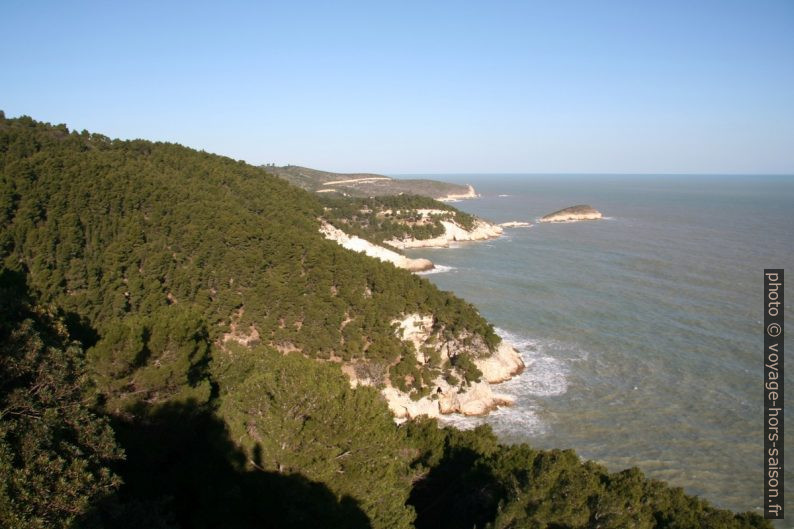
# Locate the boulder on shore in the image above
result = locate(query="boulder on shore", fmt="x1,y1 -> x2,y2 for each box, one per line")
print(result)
539,204 -> 603,223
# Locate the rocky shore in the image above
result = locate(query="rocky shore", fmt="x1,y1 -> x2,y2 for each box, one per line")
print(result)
344,313 -> 525,420
383,339 -> 523,420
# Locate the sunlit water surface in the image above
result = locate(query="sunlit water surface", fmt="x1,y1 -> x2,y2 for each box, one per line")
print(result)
399,174 -> 793,520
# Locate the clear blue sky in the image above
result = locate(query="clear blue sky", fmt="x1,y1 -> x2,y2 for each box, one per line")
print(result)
2,1 -> 793,174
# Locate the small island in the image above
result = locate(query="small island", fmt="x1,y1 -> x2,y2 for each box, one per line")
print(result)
539,204 -> 603,223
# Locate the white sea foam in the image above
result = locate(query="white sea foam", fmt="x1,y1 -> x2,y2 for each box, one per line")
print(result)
438,402 -> 548,436
498,194 -> 511,197
495,328 -> 570,397
441,329 -> 592,437
417,264 -> 456,275
489,402 -> 549,435
436,329 -> 576,436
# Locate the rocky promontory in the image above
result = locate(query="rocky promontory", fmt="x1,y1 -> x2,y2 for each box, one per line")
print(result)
539,204 -> 603,223
436,184 -> 479,202
384,214 -> 503,249
343,313 -> 525,420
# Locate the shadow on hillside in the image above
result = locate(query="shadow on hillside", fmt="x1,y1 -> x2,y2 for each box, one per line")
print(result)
62,310 -> 100,348
0,267 -> 31,334
408,446 -> 502,529
0,266 -> 98,347
0,267 -> 370,528
95,400 -> 372,529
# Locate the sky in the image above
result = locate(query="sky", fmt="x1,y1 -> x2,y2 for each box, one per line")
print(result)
2,0 -> 793,174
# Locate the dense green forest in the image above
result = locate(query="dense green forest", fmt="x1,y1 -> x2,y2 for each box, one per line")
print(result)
320,194 -> 477,246
0,113 -> 496,392
0,114 -> 771,528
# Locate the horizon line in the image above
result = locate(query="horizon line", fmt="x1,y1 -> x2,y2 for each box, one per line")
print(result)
385,171 -> 794,177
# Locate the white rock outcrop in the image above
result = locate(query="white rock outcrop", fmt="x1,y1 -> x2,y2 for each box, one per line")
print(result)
395,313 -> 435,353
437,184 -> 478,202
475,341 -> 526,383
347,313 -> 525,420
385,219 -> 503,249
319,222 -> 434,272
382,380 -> 515,419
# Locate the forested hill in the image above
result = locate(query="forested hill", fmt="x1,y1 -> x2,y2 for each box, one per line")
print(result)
264,164 -> 474,199
0,113 -> 771,529
0,114 -> 498,358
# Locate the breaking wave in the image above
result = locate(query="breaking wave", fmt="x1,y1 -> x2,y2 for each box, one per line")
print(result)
417,264 -> 456,275
439,328 -> 583,437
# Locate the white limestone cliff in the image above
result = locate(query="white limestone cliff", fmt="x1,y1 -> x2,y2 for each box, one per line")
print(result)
319,222 -> 434,272
385,219 -> 503,249
437,184 -> 478,202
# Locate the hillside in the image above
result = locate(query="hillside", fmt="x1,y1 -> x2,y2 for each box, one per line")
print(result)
0,114 -> 771,529
264,164 -> 477,200
0,114 -> 504,402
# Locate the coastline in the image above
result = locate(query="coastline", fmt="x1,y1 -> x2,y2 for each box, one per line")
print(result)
320,215 -> 518,271
385,173 -> 793,518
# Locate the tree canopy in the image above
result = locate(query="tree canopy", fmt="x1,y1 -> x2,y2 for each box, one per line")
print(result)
0,268 -> 121,529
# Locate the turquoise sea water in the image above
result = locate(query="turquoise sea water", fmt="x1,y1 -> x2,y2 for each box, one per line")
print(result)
399,174 -> 793,520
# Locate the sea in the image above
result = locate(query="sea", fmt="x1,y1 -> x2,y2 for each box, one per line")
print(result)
397,174 -> 794,522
